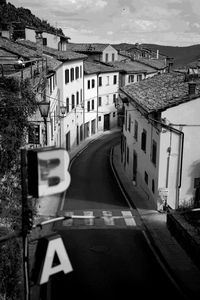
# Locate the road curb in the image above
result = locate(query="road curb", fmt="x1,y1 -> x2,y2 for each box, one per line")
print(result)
110,144 -> 190,300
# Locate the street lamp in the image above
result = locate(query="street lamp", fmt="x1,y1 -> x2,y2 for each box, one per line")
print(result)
38,100 -> 50,146
60,105 -> 66,117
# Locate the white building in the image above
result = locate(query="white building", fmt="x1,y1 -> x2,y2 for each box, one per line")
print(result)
25,27 -> 70,50
120,72 -> 200,210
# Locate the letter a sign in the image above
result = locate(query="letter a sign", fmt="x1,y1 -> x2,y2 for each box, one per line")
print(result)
27,147 -> 71,197
31,234 -> 73,285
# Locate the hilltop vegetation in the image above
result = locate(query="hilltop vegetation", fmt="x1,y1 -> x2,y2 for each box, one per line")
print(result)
143,43 -> 200,68
113,42 -> 200,68
0,1 -> 64,39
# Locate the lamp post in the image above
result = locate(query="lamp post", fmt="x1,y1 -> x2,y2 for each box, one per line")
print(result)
38,101 -> 50,146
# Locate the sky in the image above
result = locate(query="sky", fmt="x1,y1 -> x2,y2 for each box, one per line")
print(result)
8,0 -> 200,46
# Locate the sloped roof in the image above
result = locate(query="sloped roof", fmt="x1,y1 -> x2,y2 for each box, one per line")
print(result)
16,39 -> 88,61
120,72 -> 200,113
107,60 -> 156,74
0,37 -> 38,59
84,61 -> 118,74
134,58 -> 166,70
64,43 -> 110,53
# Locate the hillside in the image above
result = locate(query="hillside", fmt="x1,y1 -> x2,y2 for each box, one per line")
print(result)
113,42 -> 200,68
0,1 -> 64,40
142,43 -> 200,68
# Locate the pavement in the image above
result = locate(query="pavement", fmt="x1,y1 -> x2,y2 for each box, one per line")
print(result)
112,143 -> 200,300
34,128 -> 200,300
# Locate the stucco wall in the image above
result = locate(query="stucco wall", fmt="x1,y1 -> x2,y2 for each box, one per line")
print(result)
123,103 -> 160,207
161,97 -> 200,208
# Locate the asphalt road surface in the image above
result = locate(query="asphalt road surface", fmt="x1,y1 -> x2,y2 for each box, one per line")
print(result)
43,131 -> 186,300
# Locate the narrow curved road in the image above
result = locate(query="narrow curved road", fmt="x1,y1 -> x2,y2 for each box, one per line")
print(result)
47,131 -> 185,300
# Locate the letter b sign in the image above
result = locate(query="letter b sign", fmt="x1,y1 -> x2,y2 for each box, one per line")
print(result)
27,148 -> 71,197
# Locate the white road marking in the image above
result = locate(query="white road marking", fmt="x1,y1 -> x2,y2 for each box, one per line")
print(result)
63,211 -> 74,226
83,211 -> 94,226
121,211 -> 136,226
102,211 -> 114,226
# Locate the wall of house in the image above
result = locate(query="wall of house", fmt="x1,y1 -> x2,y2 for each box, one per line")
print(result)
25,28 -> 60,49
161,97 -> 200,208
101,45 -> 118,62
98,71 -> 119,130
57,59 -> 84,150
84,73 -> 98,137
25,28 -> 36,42
158,127 -> 181,209
122,102 -> 160,208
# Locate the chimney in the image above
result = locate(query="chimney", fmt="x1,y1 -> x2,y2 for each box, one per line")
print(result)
35,30 -> 43,57
188,81 -> 196,96
156,49 -> 159,59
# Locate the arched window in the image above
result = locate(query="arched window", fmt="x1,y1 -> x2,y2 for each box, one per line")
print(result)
75,66 -> 79,79
72,94 -> 75,109
71,68 -> 74,81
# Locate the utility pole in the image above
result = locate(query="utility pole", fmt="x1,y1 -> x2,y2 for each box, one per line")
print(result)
21,148 -> 31,300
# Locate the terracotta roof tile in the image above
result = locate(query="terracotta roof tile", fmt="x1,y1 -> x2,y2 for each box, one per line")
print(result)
16,39 -> 87,61
107,60 -> 156,74
120,73 -> 199,113
84,61 -> 118,74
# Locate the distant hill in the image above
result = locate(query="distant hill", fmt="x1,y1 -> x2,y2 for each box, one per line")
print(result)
142,43 -> 200,68
0,1 -> 64,40
113,42 -> 200,68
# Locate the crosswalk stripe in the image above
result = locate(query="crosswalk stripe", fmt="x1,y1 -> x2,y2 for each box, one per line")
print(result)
61,210 -> 137,227
63,211 -> 74,226
83,211 -> 94,226
121,211 -> 136,226
102,210 -> 114,226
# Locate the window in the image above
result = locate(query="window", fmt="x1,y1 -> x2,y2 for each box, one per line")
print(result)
71,94 -> 75,109
43,38 -> 47,46
98,97 -> 102,106
66,97 -> 69,113
98,116 -> 101,121
127,147 -> 129,163
113,75 -> 117,84
151,140 -> 157,166
133,151 -> 137,182
76,91 -> 79,105
99,76 -> 102,86
112,53 -> 115,61
71,68 -> 74,81
80,89 -> 82,102
134,120 -> 138,140
152,179 -> 155,193
87,101 -> 90,112
113,94 -> 116,103
141,129 -> 147,152
113,112 -> 116,117
92,99 -> 94,110
75,66 -> 79,79
87,80 -> 90,89
65,69 -> 69,84
80,65 -> 82,78
137,74 -> 142,82
128,75 -> 134,83
128,114 -> 131,132
105,53 -> 109,62
92,79 -> 95,88
144,171 -> 148,185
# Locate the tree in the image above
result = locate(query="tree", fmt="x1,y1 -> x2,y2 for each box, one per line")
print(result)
0,76 -> 38,299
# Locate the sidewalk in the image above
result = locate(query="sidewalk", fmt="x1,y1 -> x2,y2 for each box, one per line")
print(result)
112,144 -> 200,300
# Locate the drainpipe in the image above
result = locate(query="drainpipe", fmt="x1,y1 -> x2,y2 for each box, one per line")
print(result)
82,66 -> 85,140
148,117 -> 184,209
97,73 -> 99,132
